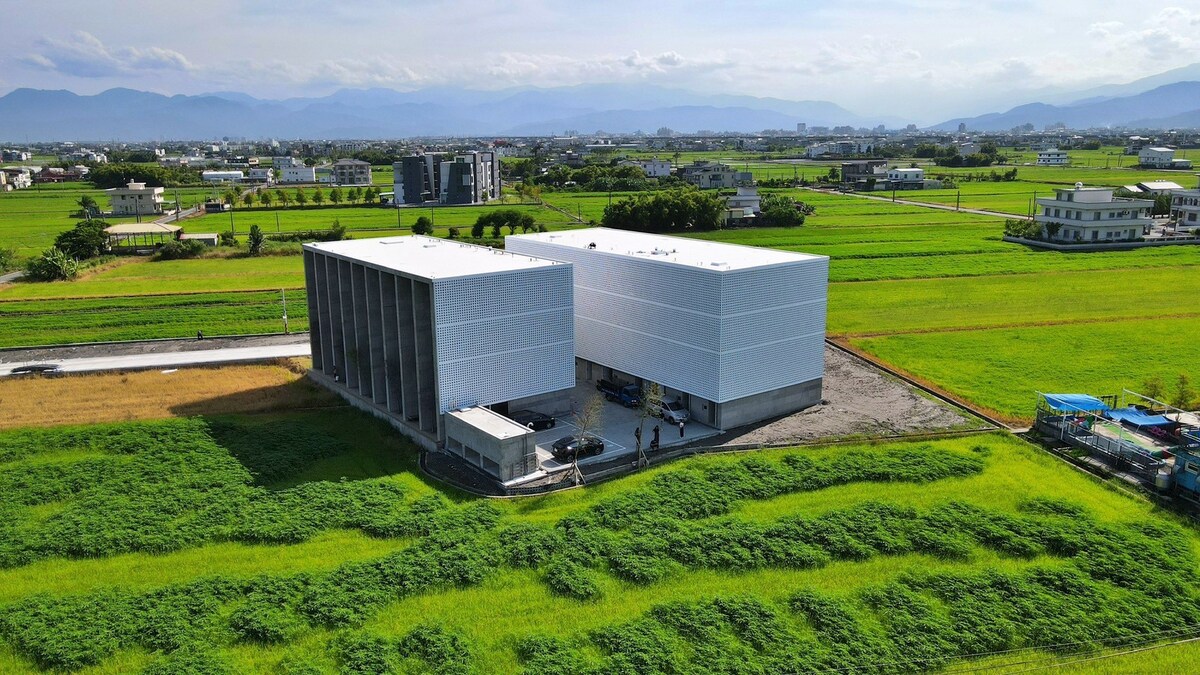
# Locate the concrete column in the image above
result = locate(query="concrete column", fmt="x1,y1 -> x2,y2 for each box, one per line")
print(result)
411,279 -> 437,434
351,263 -> 371,399
379,271 -> 402,414
324,256 -> 346,383
364,266 -> 387,406
303,250 -> 323,371
337,259 -> 358,390
395,276 -> 419,422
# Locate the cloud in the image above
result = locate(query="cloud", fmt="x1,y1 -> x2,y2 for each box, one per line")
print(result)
1087,21 -> 1122,38
19,31 -> 193,78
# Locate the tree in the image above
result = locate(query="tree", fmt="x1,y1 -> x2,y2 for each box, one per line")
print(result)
471,219 -> 485,238
1153,194 -> 1171,217
312,188 -> 325,206
412,216 -> 433,235
447,227 -> 460,239
635,381 -> 663,467
295,189 -> 308,207
259,191 -> 273,208
25,247 -> 79,281
242,192 -> 254,209
77,195 -> 98,221
347,187 -> 361,204
248,224 -> 265,256
223,189 -> 238,206
570,394 -> 605,485
1173,374 -> 1196,410
275,189 -> 288,208
54,220 -> 109,260
601,188 -> 724,232
329,187 -> 343,205
1142,375 -> 1165,402
758,193 -> 806,227
491,222 -> 503,238
363,186 -> 377,203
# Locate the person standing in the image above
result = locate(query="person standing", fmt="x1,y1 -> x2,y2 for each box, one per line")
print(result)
651,425 -> 660,450
634,426 -> 642,452
678,420 -> 685,438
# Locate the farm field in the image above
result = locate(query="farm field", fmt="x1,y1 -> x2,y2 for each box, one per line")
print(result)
0,182 -> 216,254
0,402 -> 1197,673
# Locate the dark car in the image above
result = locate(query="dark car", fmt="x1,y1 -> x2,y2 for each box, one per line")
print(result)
550,434 -> 604,460
510,409 -> 556,431
9,363 -> 60,375
596,379 -> 642,407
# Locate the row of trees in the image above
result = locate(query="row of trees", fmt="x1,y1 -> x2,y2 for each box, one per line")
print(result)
531,164 -> 657,192
221,186 -> 382,209
89,163 -> 201,189
601,188 -> 725,233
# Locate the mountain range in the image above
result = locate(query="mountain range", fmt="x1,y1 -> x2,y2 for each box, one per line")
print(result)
5,66 -> 1200,141
0,84 -> 892,142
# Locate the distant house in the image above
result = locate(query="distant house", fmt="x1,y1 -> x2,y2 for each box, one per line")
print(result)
1170,178 -> 1200,227
620,157 -> 672,178
885,167 -> 926,190
726,186 -> 761,212
280,166 -> 316,183
1034,185 -> 1153,243
957,142 -> 981,157
1138,147 -> 1192,169
1125,180 -> 1183,197
315,165 -> 335,184
272,156 -> 302,169
677,161 -> 753,189
0,167 -> 32,190
246,167 -> 274,185
106,181 -> 166,216
841,160 -> 887,188
332,158 -> 372,186
1037,149 -> 1069,166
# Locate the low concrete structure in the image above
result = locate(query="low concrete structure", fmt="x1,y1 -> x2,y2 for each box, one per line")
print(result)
444,406 -> 537,481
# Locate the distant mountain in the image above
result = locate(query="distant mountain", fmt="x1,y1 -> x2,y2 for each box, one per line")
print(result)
0,84 -> 883,141
930,81 -> 1200,132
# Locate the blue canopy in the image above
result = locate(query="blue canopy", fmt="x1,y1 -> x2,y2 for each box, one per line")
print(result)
1042,393 -> 1110,413
1106,407 -> 1173,428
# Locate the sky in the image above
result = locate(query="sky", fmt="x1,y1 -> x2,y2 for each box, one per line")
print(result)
3,0 -> 1200,124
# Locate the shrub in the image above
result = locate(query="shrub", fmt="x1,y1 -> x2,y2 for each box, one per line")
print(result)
544,556 -> 601,600
412,216 -> 433,236
142,645 -> 232,675
447,227 -> 460,239
0,247 -> 18,272
24,247 -> 78,281
397,624 -> 473,675
219,230 -> 238,246
54,220 -> 109,260
248,224 -> 265,255
156,239 -> 208,260
332,631 -> 397,675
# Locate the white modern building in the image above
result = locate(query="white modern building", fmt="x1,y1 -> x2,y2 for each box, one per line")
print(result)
886,167 -> 925,189
272,156 -> 303,169
1170,178 -> 1200,227
202,170 -> 245,183
106,181 -> 165,216
726,186 -> 761,212
302,236 -> 575,480
1037,149 -> 1069,166
280,166 -> 317,183
1034,185 -> 1153,243
507,228 -> 829,430
1139,147 -> 1192,169
621,158 -> 672,178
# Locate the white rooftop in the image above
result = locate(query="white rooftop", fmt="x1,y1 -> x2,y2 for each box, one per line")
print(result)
446,406 -> 533,440
304,235 -> 565,280
509,227 -> 825,271
1138,180 -> 1183,190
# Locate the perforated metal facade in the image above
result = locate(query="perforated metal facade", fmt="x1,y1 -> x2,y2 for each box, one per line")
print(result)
507,231 -> 828,406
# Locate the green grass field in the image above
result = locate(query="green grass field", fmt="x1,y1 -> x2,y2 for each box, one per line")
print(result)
0,409 -> 1197,673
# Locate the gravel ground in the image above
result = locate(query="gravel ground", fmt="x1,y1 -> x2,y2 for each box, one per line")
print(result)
702,345 -> 980,447
0,333 -> 310,364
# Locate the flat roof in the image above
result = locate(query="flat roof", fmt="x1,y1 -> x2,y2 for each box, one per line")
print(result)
104,223 -> 181,234
304,235 -> 565,280
509,227 -> 825,271
446,406 -> 533,440
1138,181 -> 1183,190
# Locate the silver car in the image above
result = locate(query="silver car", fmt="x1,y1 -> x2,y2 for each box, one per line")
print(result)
657,396 -> 690,424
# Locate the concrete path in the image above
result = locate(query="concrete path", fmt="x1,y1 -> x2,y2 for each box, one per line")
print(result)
0,270 -> 23,284
0,342 -> 311,377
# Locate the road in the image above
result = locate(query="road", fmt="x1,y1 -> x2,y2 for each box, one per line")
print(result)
0,342 -> 311,377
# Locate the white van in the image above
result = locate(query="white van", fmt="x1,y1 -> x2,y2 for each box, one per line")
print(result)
656,396 -> 690,424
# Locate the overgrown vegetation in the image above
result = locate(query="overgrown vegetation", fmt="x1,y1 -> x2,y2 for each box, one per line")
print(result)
601,188 -> 724,232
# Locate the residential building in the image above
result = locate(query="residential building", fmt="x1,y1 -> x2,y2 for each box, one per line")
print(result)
1034,185 -> 1153,243
507,228 -> 829,430
1139,147 -> 1193,169
280,166 -> 316,183
393,151 -> 500,205
106,180 -> 165,216
1170,178 -> 1200,227
677,160 -> 753,189
841,160 -> 887,188
957,142 -> 981,157
1,150 -> 31,162
302,236 -> 574,481
1124,180 -> 1183,197
247,168 -> 274,185
886,167 -> 925,189
725,186 -> 761,212
0,167 -> 32,190
332,158 -> 372,186
620,157 -> 672,178
1037,149 -> 1069,166
272,156 -> 302,169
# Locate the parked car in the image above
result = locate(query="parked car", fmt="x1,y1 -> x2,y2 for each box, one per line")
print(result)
550,434 -> 604,460
9,363 -> 60,375
510,409 -> 556,431
596,379 -> 642,407
654,396 -> 690,424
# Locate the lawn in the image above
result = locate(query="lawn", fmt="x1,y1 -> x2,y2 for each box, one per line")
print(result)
0,404 -> 1196,673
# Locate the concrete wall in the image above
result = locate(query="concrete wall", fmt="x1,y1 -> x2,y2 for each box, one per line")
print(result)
714,377 -> 823,430
443,412 -> 537,481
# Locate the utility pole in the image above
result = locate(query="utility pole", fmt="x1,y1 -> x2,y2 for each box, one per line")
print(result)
956,190 -> 960,212
228,202 -> 235,236
281,288 -> 289,334
175,188 -> 181,222
396,203 -> 402,230
275,211 -> 280,233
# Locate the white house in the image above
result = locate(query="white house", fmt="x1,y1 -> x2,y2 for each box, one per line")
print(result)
621,158 -> 672,178
280,166 -> 316,183
106,181 -> 165,216
1139,147 -> 1192,169
1034,185 -> 1153,243
1037,149 -> 1069,166
247,168 -> 274,185
886,167 -> 925,189
0,167 -> 32,190
272,156 -> 302,169
507,228 -> 829,430
726,186 -> 761,212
